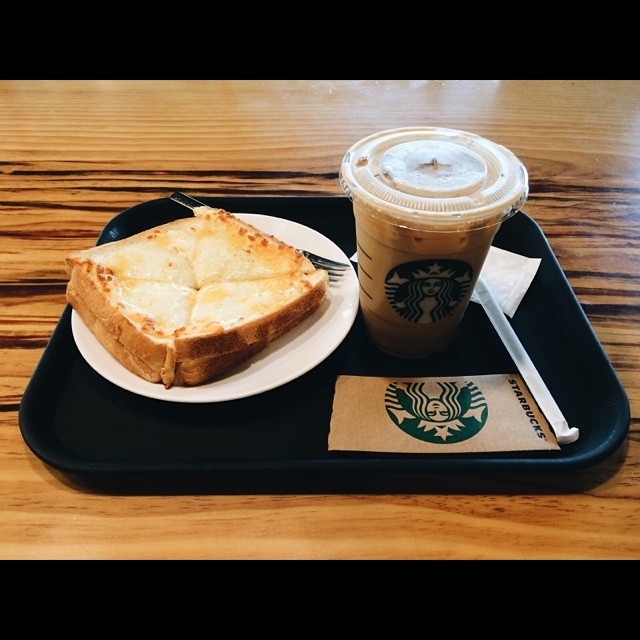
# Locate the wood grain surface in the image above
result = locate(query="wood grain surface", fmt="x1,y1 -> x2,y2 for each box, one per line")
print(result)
1,80 -> 638,559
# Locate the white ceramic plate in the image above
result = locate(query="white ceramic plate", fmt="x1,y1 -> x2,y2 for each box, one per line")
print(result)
71,214 -> 359,403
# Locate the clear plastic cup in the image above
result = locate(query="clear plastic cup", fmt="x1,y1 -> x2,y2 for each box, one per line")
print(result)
339,126 -> 529,358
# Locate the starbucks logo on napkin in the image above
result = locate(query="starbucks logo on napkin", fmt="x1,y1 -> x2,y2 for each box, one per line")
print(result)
384,380 -> 488,444
384,259 -> 472,323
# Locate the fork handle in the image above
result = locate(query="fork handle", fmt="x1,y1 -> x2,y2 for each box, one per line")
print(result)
170,192 -> 207,211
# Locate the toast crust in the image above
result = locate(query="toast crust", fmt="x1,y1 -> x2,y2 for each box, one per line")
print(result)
173,341 -> 267,387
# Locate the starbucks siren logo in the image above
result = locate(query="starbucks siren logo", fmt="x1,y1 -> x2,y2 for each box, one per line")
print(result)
385,259 -> 472,323
384,380 -> 488,444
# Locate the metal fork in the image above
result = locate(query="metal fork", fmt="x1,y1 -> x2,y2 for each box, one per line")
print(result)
299,249 -> 350,282
169,192 -> 351,283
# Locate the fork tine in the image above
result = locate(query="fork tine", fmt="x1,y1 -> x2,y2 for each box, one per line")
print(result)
302,250 -> 350,270
318,267 -> 348,284
306,254 -> 351,283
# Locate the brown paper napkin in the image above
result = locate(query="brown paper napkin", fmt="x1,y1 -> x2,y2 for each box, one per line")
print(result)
328,373 -> 559,454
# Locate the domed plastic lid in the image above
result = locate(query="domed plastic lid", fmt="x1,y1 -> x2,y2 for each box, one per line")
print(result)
340,127 -> 528,227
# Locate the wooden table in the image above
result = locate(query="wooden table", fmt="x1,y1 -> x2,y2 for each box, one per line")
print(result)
1,80 -> 638,559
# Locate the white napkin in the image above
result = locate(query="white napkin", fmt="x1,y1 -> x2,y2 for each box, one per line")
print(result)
469,246 -> 541,317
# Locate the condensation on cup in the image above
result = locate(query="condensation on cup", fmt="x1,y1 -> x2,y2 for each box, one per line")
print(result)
339,126 -> 529,358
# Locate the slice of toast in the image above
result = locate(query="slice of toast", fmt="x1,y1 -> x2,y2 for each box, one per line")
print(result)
65,206 -> 328,388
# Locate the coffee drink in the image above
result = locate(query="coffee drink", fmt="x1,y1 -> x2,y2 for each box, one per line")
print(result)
340,127 -> 528,358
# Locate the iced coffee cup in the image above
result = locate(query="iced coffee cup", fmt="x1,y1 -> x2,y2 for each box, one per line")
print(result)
339,127 -> 528,358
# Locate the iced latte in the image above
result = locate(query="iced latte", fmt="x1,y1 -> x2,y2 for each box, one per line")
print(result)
340,127 -> 528,358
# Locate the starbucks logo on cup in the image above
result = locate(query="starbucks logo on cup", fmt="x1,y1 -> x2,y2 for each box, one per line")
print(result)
384,259 -> 472,323
385,380 -> 488,444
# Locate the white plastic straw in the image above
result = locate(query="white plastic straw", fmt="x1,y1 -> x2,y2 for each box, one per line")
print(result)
474,275 -> 579,445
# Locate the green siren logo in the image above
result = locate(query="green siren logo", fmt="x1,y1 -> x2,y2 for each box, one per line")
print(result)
385,380 -> 488,444
385,259 -> 472,323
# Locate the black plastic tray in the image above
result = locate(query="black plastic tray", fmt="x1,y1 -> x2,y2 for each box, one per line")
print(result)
19,196 -> 630,493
